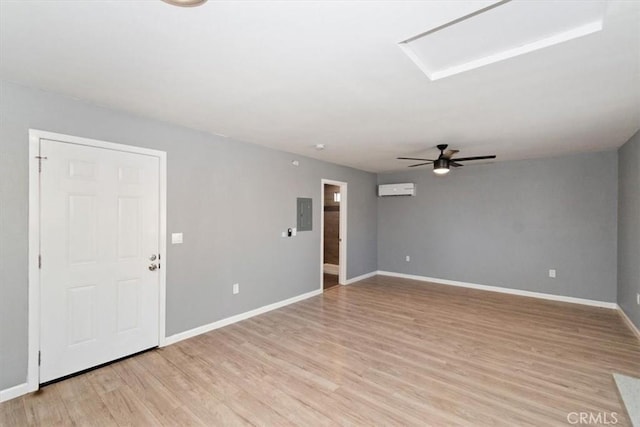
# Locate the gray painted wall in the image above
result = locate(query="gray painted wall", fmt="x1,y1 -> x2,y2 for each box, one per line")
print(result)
0,81 -> 378,390
378,151 -> 618,302
618,130 -> 640,330
0,78 -> 632,393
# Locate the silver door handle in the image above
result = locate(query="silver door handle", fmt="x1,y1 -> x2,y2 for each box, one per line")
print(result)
150,254 -> 157,261
149,264 -> 158,271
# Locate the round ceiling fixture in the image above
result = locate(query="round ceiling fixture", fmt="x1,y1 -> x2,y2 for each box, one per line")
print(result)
433,158 -> 450,175
161,0 -> 207,7
315,144 -> 325,151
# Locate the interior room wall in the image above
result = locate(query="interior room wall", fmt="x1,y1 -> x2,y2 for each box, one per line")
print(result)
377,151 -> 619,302
0,81 -> 378,391
0,77 -> 634,394
617,129 -> 640,330
323,184 -> 340,266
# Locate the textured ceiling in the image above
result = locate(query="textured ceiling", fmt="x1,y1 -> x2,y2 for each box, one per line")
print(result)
1,0 -> 639,172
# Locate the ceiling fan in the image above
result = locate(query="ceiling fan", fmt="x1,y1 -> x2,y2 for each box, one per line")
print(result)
397,144 -> 496,175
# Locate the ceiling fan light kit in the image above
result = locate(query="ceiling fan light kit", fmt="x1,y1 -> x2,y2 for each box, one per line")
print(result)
433,158 -> 450,175
397,144 -> 496,175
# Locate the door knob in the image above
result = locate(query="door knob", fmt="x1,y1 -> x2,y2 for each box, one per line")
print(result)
148,264 -> 158,271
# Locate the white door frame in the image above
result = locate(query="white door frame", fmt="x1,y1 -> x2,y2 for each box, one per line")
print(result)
27,129 -> 167,393
320,179 -> 347,289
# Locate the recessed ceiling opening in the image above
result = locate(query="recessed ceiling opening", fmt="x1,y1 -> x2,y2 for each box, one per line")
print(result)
399,0 -> 607,81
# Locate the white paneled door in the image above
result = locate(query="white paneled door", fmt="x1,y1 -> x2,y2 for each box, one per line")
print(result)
39,139 -> 160,383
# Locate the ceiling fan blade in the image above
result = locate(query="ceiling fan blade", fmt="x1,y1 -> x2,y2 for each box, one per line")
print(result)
397,157 -> 435,161
408,162 -> 433,167
443,149 -> 459,159
452,155 -> 496,162
450,161 -> 463,167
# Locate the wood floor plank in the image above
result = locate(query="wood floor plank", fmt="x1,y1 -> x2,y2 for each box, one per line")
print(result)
109,357 -> 182,420
98,385 -> 163,427
86,364 -> 127,396
0,395 -> 28,427
2,275 -> 638,426
21,386 -> 73,426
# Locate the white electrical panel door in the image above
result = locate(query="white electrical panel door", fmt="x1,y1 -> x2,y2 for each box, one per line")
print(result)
39,139 -> 160,383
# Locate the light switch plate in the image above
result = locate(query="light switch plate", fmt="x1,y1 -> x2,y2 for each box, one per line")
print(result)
549,269 -> 556,278
171,233 -> 183,244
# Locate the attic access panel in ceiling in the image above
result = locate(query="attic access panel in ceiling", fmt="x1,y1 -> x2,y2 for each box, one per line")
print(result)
399,0 -> 607,81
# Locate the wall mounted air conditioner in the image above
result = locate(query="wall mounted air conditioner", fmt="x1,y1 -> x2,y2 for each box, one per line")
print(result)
378,183 -> 415,197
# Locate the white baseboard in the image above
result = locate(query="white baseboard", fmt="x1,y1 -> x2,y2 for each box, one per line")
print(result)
376,271 -> 618,309
0,382 -> 31,403
164,289 -> 323,346
323,263 -> 339,275
618,305 -> 640,341
343,271 -> 378,285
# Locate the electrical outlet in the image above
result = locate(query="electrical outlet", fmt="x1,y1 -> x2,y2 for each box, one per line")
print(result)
549,269 -> 556,278
233,283 -> 239,295
637,293 -> 640,305
405,255 -> 411,262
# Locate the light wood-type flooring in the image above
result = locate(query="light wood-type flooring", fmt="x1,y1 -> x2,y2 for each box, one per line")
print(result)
2,275 -> 639,426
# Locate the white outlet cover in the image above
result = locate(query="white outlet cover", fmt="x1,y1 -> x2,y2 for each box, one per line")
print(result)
292,228 -> 297,236
406,256 -> 411,262
171,233 -> 183,244
233,283 -> 239,294
549,269 -> 556,278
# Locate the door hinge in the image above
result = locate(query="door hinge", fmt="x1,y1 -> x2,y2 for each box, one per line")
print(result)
38,254 -> 42,269
35,156 -> 47,173
38,351 -> 41,366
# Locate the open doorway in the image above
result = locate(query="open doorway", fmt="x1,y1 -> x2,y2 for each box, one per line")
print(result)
320,179 -> 347,290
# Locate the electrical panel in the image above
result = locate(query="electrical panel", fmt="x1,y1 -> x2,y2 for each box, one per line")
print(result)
297,197 -> 312,231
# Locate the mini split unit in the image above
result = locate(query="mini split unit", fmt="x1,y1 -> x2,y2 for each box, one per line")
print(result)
378,183 -> 416,197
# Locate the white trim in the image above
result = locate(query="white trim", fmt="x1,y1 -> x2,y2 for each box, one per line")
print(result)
320,179 -> 347,289
164,289 -> 322,345
0,382 -> 31,403
323,263 -> 339,275
158,153 -> 168,347
398,42 -> 435,80
376,271 -> 618,309
399,1 -> 603,83
431,22 -> 603,81
27,129 -> 168,395
30,130 -> 167,157
617,305 -> 640,341
343,271 -> 377,285
27,133 -> 41,395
